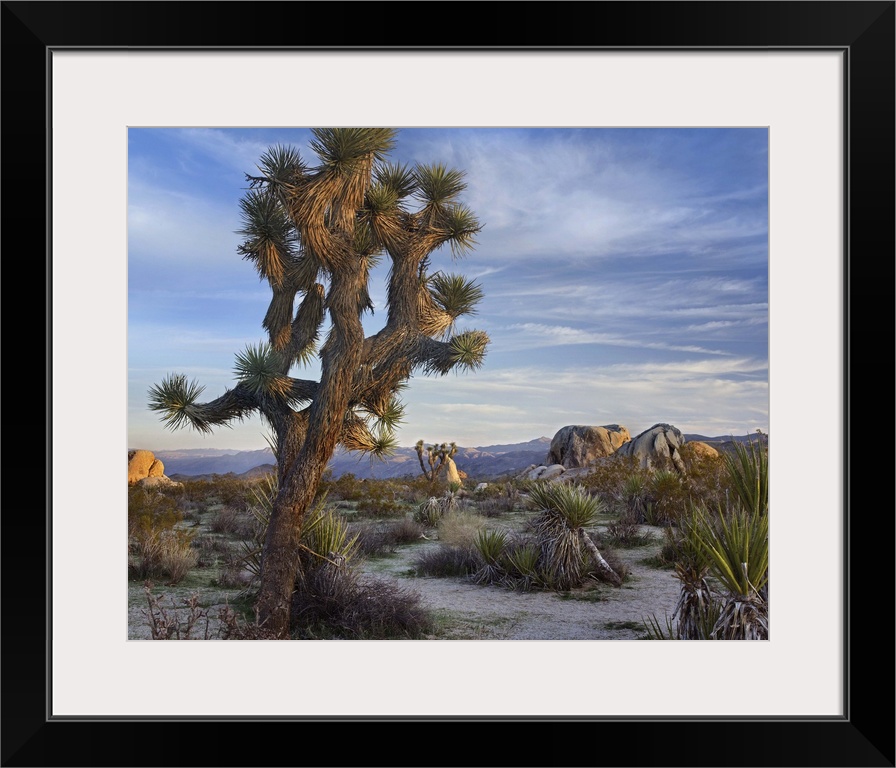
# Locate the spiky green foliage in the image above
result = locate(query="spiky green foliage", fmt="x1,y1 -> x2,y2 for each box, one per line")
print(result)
686,502 -> 769,640
473,528 -> 509,585
255,144 -> 306,186
429,272 -> 485,328
414,496 -> 446,527
643,612 -> 677,640
723,436 -> 769,516
373,162 -> 415,199
646,468 -> 687,525
147,374 -> 211,433
619,473 -> 650,522
237,189 -> 297,288
310,127 -> 396,171
233,342 -> 293,398
502,541 -> 543,592
414,163 -> 467,206
528,482 -> 604,530
689,503 -> 769,597
439,203 -> 481,258
240,471 -> 358,590
448,330 -> 490,371
528,483 -> 604,590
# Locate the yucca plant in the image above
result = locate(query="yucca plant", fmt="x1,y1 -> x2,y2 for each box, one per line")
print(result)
646,469 -> 686,525
473,528 -> 509,585
689,502 -> 769,640
643,612 -> 677,640
671,508 -> 719,639
413,496 -> 446,526
527,483 -> 621,589
618,473 -> 650,523
502,539 -> 543,592
723,435 -> 769,516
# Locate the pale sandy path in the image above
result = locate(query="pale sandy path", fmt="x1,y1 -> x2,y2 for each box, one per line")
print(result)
361,534 -> 682,640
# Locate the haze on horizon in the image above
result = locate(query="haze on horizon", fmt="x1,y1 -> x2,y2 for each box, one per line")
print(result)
128,127 -> 769,453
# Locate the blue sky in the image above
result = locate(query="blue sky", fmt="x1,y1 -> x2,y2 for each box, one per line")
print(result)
128,127 -> 769,452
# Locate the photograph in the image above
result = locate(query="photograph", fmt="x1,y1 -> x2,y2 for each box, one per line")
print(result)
127,126 -> 772,644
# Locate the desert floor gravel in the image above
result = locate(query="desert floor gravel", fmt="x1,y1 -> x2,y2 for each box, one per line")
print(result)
129,526 -> 682,641
361,533 -> 681,640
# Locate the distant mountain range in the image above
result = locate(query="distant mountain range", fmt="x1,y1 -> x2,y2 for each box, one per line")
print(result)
155,432 -> 765,482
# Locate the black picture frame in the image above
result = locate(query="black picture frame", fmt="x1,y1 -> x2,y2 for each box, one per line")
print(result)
6,2 -> 893,766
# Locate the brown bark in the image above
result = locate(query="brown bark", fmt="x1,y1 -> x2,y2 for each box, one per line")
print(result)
255,255 -> 367,637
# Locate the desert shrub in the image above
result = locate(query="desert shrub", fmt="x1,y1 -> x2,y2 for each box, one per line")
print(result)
645,469 -> 689,526
349,518 -> 425,557
647,525 -> 684,568
214,562 -> 254,589
616,473 -> 650,522
585,546 -> 630,585
355,495 -> 407,518
603,510 -> 654,548
412,545 -> 480,578
578,454 -> 643,503
129,487 -> 197,584
473,482 -> 520,517
320,472 -> 365,502
209,505 -> 256,538
175,497 -> 204,520
177,478 -> 213,503
142,584 -> 212,640
156,532 -> 199,583
389,516 -> 427,544
678,444 -> 730,509
290,568 -> 433,640
192,534 -> 234,567
203,474 -> 256,511
437,508 -> 488,549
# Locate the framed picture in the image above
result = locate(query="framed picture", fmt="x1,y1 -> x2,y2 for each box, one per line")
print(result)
14,1 -> 893,765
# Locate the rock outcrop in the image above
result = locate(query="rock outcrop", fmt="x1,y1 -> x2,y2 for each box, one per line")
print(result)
683,441 -> 720,460
518,463 -> 567,482
128,450 -> 180,487
546,424 -> 631,468
613,423 -> 686,472
444,456 -> 464,485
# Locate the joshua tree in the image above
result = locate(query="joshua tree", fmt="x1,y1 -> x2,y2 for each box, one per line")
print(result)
415,440 -> 458,484
148,129 -> 488,636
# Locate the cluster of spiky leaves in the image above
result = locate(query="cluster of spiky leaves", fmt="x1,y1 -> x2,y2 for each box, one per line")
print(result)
723,435 -> 769,517
689,503 -> 769,598
527,483 -> 605,591
472,528 -> 510,585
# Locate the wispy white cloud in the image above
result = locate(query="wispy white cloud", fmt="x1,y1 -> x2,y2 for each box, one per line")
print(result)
502,322 -> 733,355
128,127 -> 769,450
